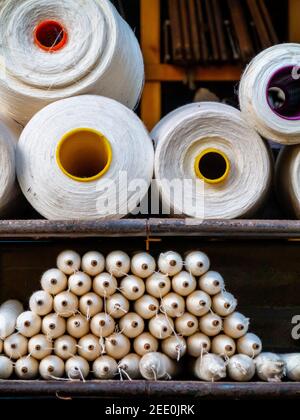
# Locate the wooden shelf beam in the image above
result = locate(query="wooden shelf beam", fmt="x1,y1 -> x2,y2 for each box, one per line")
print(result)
289,0 -> 300,42
145,63 -> 243,82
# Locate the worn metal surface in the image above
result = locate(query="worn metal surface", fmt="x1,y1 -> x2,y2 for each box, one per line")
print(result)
149,219 -> 300,238
0,219 -> 300,239
0,381 -> 299,399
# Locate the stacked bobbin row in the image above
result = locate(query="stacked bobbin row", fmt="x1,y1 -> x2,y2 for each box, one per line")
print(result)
0,249 -> 265,382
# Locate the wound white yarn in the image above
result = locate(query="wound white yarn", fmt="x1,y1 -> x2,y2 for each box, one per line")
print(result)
0,0 -> 144,125
0,114 -> 22,216
276,145 -> 300,218
152,102 -> 272,219
16,95 -> 154,220
239,44 -> 300,145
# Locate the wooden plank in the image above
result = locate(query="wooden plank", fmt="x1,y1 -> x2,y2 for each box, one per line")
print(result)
141,82 -> 161,130
140,0 -> 160,64
1,381 -> 300,399
145,63 -> 242,81
289,0 -> 300,42
140,0 -> 161,130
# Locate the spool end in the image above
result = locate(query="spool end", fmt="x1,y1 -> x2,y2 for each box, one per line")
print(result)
195,148 -> 230,184
34,20 -> 68,52
56,128 -> 112,182
267,65 -> 300,120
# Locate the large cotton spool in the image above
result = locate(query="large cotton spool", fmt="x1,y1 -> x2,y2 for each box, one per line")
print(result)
16,95 -> 154,220
0,0 -> 144,125
276,146 -> 300,218
0,114 -> 22,217
152,102 -> 272,219
239,44 -> 300,145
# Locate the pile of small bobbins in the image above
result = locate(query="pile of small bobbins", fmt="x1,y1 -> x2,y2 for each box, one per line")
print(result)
0,249 -> 277,382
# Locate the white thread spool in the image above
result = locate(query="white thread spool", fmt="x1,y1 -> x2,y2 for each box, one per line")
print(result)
199,271 -> 225,296
93,273 -> 118,297
172,272 -> 197,297
0,356 -> 13,379
139,352 -> 177,381
29,291 -> 53,316
28,334 -> 52,360
15,356 -> 39,380
79,293 -> 103,318
106,251 -> 131,278
118,354 -> 141,379
134,295 -> 159,320
161,293 -> 185,318
146,273 -> 171,298
119,313 -> 145,338
4,334 -> 28,359
78,334 -> 102,362
16,311 -> 42,338
161,336 -> 187,360
211,334 -> 236,357
68,272 -> 92,296
186,290 -> 211,317
152,102 -> 272,219
105,333 -> 131,360
187,333 -> 211,357
106,293 -> 129,319
0,115 -> 22,217
81,251 -> 105,276
212,292 -> 237,317
0,0 -> 144,125
56,250 -> 81,275
39,355 -> 65,380
223,312 -> 250,339
149,314 -> 174,340
54,335 -> 77,360
16,95 -> 154,220
41,269 -> 67,295
227,354 -> 255,382
120,275 -> 145,301
184,251 -> 210,276
65,356 -> 90,380
158,251 -> 183,276
193,353 -> 226,382
175,313 -> 198,337
131,252 -> 156,278
53,291 -> 79,318
67,314 -> 90,339
237,333 -> 262,358
133,333 -> 159,356
276,145 -> 300,218
199,313 -> 223,337
90,313 -> 115,338
42,314 -> 66,339
93,356 -> 118,380
0,300 -> 24,339
239,44 -> 300,145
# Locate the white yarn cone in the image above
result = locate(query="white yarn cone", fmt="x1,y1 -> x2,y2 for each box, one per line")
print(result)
0,114 -> 22,217
152,102 -> 272,219
0,0 -> 144,125
16,95 -> 154,220
276,145 -> 300,218
239,44 -> 300,145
